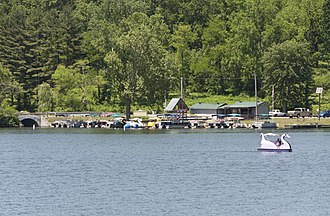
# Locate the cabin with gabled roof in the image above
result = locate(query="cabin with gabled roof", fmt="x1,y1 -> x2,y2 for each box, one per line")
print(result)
164,98 -> 189,116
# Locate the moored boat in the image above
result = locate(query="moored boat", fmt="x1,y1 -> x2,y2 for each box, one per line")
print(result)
252,121 -> 277,129
123,118 -> 145,129
157,118 -> 191,129
251,114 -> 277,129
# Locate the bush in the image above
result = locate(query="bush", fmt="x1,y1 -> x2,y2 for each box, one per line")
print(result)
0,101 -> 19,127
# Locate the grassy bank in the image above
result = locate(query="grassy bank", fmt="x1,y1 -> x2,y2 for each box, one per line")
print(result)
183,93 -> 254,107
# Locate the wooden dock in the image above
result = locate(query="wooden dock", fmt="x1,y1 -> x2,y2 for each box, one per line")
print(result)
284,124 -> 330,129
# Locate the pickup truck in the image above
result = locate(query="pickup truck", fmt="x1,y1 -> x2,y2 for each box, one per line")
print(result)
287,108 -> 312,118
269,109 -> 287,117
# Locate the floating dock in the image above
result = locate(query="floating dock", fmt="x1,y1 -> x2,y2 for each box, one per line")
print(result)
284,124 -> 330,129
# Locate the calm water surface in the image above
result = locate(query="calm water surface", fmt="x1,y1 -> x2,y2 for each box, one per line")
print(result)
1,128 -> 330,216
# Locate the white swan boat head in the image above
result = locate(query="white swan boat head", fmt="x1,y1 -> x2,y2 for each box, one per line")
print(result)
258,133 -> 292,152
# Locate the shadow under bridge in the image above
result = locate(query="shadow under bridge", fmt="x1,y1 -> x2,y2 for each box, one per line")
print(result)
18,115 -> 42,127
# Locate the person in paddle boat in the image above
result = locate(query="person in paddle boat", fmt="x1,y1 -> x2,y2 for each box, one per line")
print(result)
258,133 -> 292,152
275,138 -> 282,146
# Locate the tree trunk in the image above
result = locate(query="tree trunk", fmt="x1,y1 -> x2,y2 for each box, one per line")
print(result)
126,97 -> 131,120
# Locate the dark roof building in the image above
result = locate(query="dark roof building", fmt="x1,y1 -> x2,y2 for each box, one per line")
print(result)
224,101 -> 269,119
190,103 -> 226,115
164,98 -> 189,114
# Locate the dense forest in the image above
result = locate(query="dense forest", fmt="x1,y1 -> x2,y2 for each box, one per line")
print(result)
0,0 -> 329,114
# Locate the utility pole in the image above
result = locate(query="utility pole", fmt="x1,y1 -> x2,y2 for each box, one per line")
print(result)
164,65 -> 167,109
180,77 -> 183,99
254,72 -> 258,120
272,85 -> 275,110
181,49 -> 184,99
164,90 -> 167,109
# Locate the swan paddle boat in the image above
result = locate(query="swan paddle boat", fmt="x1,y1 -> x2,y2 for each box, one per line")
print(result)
258,133 -> 292,152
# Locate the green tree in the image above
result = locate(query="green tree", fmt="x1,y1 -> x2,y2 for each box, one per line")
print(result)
36,82 -> 54,112
320,0 -> 330,65
191,15 -> 228,94
0,10 -> 20,117
52,60 -> 103,111
262,40 -> 314,111
79,6 -> 119,105
104,12 -> 173,117
52,65 -> 79,111
100,0 -> 148,23
302,0 -> 324,53
150,0 -> 182,31
0,101 -> 19,127
0,63 -> 20,105
170,24 -> 197,96
314,67 -> 330,104
0,2 -> 85,111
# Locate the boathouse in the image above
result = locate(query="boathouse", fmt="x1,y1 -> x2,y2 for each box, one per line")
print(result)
189,102 -> 226,115
224,101 -> 269,119
164,98 -> 189,116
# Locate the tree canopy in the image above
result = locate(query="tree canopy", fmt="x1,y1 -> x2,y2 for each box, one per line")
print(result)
0,0 -> 329,113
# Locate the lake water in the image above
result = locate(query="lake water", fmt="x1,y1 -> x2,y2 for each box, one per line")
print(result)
1,128 -> 330,216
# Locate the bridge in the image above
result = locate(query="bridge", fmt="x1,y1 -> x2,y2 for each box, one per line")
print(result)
18,112 -> 102,127
18,114 -> 49,127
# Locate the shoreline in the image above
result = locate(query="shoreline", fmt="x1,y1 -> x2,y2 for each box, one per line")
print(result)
38,116 -> 330,129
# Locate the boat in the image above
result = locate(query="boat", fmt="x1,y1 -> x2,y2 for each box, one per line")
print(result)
156,118 -> 191,129
123,118 -> 145,129
157,120 -> 171,129
110,118 -> 125,129
251,120 -> 277,129
251,114 -> 277,128
258,133 -> 292,152
223,114 -> 247,128
50,120 -> 69,128
208,121 -> 229,129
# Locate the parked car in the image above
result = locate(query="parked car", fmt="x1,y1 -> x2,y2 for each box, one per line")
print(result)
287,108 -> 312,118
269,109 -> 287,117
316,110 -> 330,118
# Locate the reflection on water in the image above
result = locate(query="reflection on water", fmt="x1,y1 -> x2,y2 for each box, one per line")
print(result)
1,128 -> 330,215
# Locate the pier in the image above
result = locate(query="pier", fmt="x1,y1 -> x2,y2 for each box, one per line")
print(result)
284,124 -> 330,129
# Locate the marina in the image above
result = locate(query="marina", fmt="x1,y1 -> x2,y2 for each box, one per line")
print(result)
19,110 -> 330,130
46,116 -> 330,130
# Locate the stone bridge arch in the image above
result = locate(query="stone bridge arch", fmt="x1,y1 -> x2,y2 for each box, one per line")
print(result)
18,115 -> 41,127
